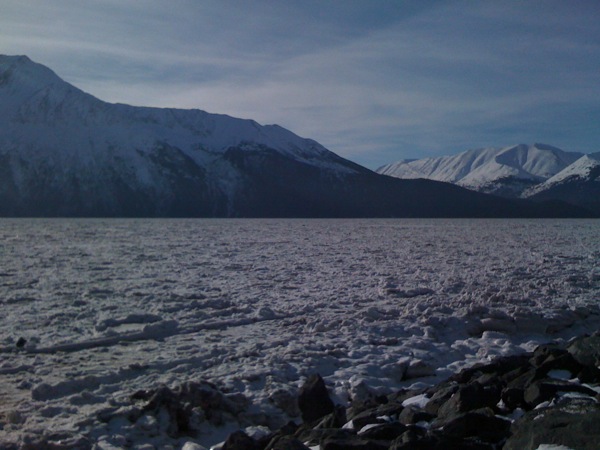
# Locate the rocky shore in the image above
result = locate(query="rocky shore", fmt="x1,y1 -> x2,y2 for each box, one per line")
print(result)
208,332 -> 600,450
8,332 -> 600,450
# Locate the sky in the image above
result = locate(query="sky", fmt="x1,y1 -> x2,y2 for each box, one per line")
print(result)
1,0 -> 599,169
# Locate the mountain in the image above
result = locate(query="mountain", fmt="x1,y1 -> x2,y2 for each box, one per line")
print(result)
0,55 -> 590,217
377,144 -> 583,197
523,153 -> 600,215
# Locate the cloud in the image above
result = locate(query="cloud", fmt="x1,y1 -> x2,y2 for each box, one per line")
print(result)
1,0 -> 599,168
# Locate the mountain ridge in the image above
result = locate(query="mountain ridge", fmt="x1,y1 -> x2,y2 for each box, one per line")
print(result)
377,143 -> 586,198
0,55 -> 592,218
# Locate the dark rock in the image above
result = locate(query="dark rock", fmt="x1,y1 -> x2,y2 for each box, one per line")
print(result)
128,380 -> 248,437
348,408 -> 388,431
314,405 -> 347,429
524,379 -> 598,408
223,430 -> 260,450
504,398 -> 600,450
398,405 -> 434,425
568,334 -> 600,367
501,387 -> 525,410
435,408 -> 511,443
265,435 -> 310,450
576,364 -> 600,383
447,353 -> 531,385
424,384 -> 459,415
388,427 -> 428,450
294,427 -> 354,447
499,364 -> 533,386
530,344 -> 569,367
320,436 -> 389,450
371,401 -> 405,418
387,388 -> 425,405
15,337 -> 26,348
297,374 -> 335,424
349,402 -> 404,430
505,367 -> 541,391
357,422 -> 407,440
347,394 -> 389,419
536,352 -> 584,377
436,383 -> 500,420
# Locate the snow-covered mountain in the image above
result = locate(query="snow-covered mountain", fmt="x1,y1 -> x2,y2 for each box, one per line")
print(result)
377,144 -> 583,197
524,152 -> 600,214
0,55 -> 590,217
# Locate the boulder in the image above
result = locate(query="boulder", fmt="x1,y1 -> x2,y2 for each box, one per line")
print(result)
357,422 -> 407,440
568,334 -> 600,367
524,379 -> 598,408
436,383 -> 500,420
264,435 -> 310,450
504,398 -> 600,450
436,408 -> 511,443
222,430 -> 260,450
297,374 -> 335,424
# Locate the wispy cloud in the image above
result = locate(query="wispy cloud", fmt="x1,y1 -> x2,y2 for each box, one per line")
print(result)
1,0 -> 599,168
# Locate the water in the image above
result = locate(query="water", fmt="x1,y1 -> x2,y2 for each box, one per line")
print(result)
1,219 -> 599,346
1,219 -> 599,446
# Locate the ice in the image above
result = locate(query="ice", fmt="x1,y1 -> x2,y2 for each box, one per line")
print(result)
0,218 -> 599,448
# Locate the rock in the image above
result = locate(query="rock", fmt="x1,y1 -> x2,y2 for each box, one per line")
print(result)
398,405 -> 434,425
295,428 -> 354,447
320,436 -> 390,450
314,405 -> 347,429
423,384 -> 459,415
357,422 -> 407,440
436,408 -> 511,443
568,334 -> 600,367
536,352 -> 584,377
501,387 -> 526,410
264,435 -> 310,450
530,344 -> 569,367
15,337 -> 26,348
222,430 -> 260,450
404,359 -> 436,379
504,398 -> 600,450
127,380 -> 248,437
576,364 -> 600,383
388,427 -> 428,450
524,379 -> 598,408
297,374 -> 335,423
347,409 -> 388,431
436,383 -> 500,420
181,443 -> 208,450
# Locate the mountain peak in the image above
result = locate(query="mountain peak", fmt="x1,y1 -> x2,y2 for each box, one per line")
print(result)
377,144 -> 584,197
0,54 -> 63,88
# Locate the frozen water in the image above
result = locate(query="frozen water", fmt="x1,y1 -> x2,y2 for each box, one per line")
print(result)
0,218 -> 599,447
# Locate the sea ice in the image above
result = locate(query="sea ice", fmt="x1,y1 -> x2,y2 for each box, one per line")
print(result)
0,218 -> 599,448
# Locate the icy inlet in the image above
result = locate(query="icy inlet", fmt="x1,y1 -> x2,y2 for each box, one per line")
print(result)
0,219 -> 599,448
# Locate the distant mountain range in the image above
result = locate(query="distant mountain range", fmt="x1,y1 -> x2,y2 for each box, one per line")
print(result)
378,144 -> 599,215
0,55 -> 593,217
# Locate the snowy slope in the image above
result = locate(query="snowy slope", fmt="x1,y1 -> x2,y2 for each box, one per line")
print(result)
526,152 -> 600,192
0,55 -> 368,216
377,144 -> 583,197
0,55 -> 590,218
524,152 -> 600,214
0,55 -> 354,174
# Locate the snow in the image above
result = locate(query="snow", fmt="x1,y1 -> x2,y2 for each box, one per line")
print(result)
535,446 -> 575,450
1,218 -> 599,448
0,54 -> 360,195
377,143 -> 583,192
525,152 -> 600,196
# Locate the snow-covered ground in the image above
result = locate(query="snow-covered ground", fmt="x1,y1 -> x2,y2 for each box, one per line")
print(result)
1,219 -> 599,448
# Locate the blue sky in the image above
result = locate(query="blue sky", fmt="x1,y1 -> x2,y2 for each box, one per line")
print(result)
1,0 -> 599,169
